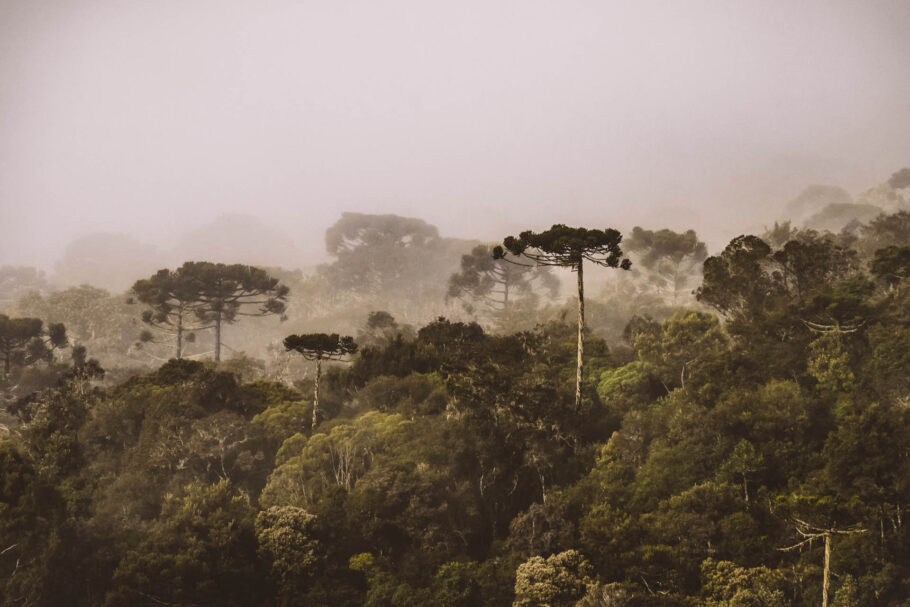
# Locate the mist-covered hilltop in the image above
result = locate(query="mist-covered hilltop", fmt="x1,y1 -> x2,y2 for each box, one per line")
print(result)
2,168 -> 910,606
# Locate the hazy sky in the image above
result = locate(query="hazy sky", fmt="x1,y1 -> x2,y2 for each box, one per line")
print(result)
2,0 -> 909,269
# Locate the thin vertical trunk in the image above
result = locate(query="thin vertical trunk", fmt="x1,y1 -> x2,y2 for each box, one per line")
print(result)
313,357 -> 322,431
503,273 -> 510,310
880,515 -> 885,557
214,312 -> 222,362
672,261 -> 682,303
176,307 -> 183,360
539,469 -> 546,504
575,258 -> 584,411
823,533 -> 831,607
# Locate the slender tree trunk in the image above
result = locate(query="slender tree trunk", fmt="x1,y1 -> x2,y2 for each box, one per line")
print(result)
313,357 -> 322,431
214,312 -> 222,362
3,349 -> 9,375
823,533 -> 831,607
575,259 -> 584,411
176,308 -> 183,360
539,468 -> 546,504
503,274 -> 510,310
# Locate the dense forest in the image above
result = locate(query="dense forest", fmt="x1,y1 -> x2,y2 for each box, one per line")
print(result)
2,171 -> 910,606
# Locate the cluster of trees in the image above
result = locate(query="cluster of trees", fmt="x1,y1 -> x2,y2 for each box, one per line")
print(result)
2,182 -> 910,605
3,214 -> 710,383
130,262 -> 289,361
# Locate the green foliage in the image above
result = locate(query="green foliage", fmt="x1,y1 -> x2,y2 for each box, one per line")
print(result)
508,497 -> 575,559
870,245 -> 910,288
357,310 -> 416,348
261,411 -> 412,507
355,372 -> 448,416
0,440 -> 69,607
284,332 -> 358,360
253,397 -> 312,445
256,505 -> 322,605
860,210 -> 910,253
165,261 -> 290,361
430,560 -> 483,607
0,314 -> 67,376
717,440 -> 764,503
806,334 -> 855,395
184,261 -> 289,321
513,549 -> 593,607
700,558 -> 788,606
9,219 -> 910,607
104,480 -> 262,607
131,267 -> 210,358
597,361 -> 659,415
864,323 -> 910,400
697,235 -> 775,317
494,225 -> 631,410
495,225 -> 630,270
632,310 -> 728,395
830,574 -> 865,607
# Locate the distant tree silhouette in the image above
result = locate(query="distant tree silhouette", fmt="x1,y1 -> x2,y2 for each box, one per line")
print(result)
447,244 -> 558,315
0,315 -> 67,376
0,266 -> 52,308
888,167 -> 910,190
182,262 -> 289,362
870,245 -> 910,291
131,268 -> 208,359
494,225 -> 630,410
624,227 -> 707,301
321,213 -> 441,293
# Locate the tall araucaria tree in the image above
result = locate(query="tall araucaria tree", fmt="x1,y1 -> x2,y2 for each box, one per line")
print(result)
494,225 -> 630,410
185,262 -> 289,362
283,333 -> 357,430
131,268 -> 208,359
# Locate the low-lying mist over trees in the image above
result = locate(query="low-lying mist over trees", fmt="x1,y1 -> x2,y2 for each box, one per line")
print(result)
2,167 -> 910,605
3,1 -> 909,603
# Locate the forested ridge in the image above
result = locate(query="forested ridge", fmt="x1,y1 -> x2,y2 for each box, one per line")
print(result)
3,188 -> 910,605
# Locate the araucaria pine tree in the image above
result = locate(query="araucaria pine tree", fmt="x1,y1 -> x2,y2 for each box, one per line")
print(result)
0,314 -> 67,376
131,268 -> 208,359
283,333 -> 358,430
185,262 -> 289,362
494,225 -> 630,410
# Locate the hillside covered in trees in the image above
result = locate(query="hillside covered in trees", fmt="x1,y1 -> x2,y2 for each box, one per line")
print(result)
3,171 -> 910,606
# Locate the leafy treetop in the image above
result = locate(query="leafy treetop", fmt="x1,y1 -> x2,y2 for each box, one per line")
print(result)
185,262 -> 289,322
493,225 -> 631,270
625,227 -> 707,269
325,212 -> 439,255
0,314 -> 67,374
283,333 -> 358,361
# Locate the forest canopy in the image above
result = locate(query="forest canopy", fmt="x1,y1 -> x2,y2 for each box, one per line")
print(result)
3,190 -> 910,606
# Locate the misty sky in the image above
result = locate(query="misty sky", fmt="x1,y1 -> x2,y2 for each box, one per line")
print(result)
2,0 -> 909,270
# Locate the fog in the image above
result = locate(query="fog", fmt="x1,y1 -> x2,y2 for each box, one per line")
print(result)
2,0 -> 909,273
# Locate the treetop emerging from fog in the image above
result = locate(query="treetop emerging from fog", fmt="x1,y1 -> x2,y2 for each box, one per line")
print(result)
493,225 -> 631,270
325,213 -> 440,255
